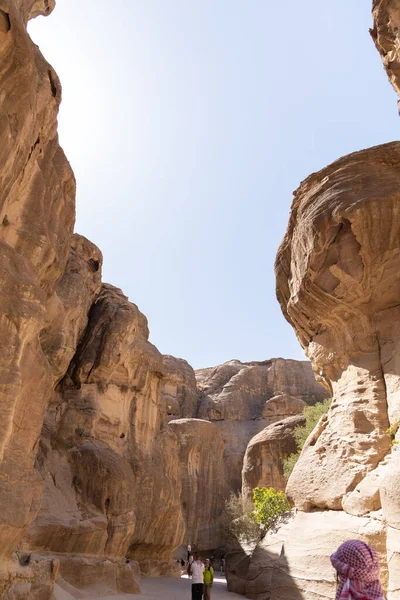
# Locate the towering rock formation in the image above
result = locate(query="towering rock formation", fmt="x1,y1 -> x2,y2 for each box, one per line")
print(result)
0,2 -> 186,596
196,358 -> 328,491
228,142 -> 400,599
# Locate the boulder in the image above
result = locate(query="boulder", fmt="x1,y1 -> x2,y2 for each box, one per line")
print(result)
242,415 -> 306,502
227,511 -> 387,600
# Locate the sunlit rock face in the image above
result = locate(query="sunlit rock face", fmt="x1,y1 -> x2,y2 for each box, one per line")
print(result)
25,283 -> 186,574
241,414 -> 306,502
275,142 -> 400,511
371,0 -> 400,97
195,358 -> 328,492
0,1 -> 76,595
0,2 -> 185,595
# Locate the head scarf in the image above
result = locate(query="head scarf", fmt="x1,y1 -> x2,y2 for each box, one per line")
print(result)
330,540 -> 385,600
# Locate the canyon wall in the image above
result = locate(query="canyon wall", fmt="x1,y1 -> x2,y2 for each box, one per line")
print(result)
0,3 -> 188,597
228,141 -> 400,599
196,359 -> 327,492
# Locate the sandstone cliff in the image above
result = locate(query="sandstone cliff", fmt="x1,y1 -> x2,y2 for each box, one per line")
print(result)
196,358 -> 328,492
0,2 -> 188,596
227,141 -> 400,599
169,418 -> 230,552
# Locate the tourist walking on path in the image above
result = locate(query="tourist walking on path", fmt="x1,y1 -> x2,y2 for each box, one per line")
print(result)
189,553 -> 204,600
187,543 -> 192,562
203,558 -> 214,600
330,540 -> 385,600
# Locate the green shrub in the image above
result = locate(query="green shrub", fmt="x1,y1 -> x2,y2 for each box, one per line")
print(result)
252,487 -> 290,532
283,398 -> 331,479
222,487 -> 291,546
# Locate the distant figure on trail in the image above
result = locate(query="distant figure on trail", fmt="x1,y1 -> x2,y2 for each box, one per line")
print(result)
220,556 -> 225,576
203,558 -> 214,600
189,553 -> 204,600
330,540 -> 385,600
187,543 -> 192,562
187,554 -> 194,577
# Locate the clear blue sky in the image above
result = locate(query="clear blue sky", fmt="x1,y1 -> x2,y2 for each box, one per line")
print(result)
29,1 -> 398,369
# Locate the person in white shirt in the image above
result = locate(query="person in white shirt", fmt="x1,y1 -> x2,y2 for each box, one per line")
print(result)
187,543 -> 192,562
189,554 -> 204,600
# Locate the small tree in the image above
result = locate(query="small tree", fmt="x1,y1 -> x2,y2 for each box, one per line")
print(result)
221,492 -> 260,546
283,398 -> 331,479
252,487 -> 290,532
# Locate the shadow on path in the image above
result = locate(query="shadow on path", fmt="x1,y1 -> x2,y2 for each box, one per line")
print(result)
98,574 -> 244,600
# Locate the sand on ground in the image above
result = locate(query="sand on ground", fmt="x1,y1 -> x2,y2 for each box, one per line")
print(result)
97,575 -> 243,600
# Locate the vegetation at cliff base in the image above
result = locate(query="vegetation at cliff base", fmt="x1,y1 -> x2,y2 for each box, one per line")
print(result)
222,487 -> 290,545
283,398 -> 331,480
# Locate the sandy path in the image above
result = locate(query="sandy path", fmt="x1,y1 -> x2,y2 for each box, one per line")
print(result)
98,575 -> 243,600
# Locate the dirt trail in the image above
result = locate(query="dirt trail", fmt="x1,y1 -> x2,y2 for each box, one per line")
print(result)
98,575 -> 243,600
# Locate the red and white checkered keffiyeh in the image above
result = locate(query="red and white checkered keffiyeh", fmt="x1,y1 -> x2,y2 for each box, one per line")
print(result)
330,540 -> 385,600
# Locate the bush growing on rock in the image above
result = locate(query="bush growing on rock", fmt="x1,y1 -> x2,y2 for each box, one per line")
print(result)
222,487 -> 290,546
283,398 -> 331,479
252,487 -> 290,532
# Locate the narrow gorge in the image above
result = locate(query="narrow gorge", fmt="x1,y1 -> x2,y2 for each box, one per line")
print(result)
0,1 -> 399,599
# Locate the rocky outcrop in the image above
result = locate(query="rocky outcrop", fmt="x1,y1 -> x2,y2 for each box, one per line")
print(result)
241,415 -> 306,502
371,0 -> 400,97
169,418 -> 230,551
24,283 -> 185,572
196,359 -> 328,491
162,355 -> 198,420
227,511 -> 388,600
275,142 -> 400,511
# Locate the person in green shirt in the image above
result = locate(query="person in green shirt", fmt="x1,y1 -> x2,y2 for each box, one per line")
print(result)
203,558 -> 214,600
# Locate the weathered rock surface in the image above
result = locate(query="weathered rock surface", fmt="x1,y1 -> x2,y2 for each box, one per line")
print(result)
241,415 -> 306,502
275,142 -> 400,511
196,358 -> 328,491
371,0 -> 400,97
0,2 -> 186,595
0,0 -> 76,595
162,355 -> 198,420
169,418 -> 230,551
227,511 -> 388,600
25,283 -> 185,569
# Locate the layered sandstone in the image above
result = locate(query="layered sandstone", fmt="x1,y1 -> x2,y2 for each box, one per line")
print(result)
196,359 -> 328,491
0,2 -> 187,596
275,142 -> 400,511
371,0 -> 400,97
169,419 -> 230,551
25,283 -> 185,572
241,414 -> 306,502
0,1 -> 77,596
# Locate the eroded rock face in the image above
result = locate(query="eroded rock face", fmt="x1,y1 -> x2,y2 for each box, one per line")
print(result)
241,415 -> 306,502
0,1 -> 75,593
196,358 -> 328,492
275,142 -> 400,511
162,356 -> 198,420
227,511 -> 387,600
25,283 -> 185,570
371,0 -> 400,97
169,418 -> 230,551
